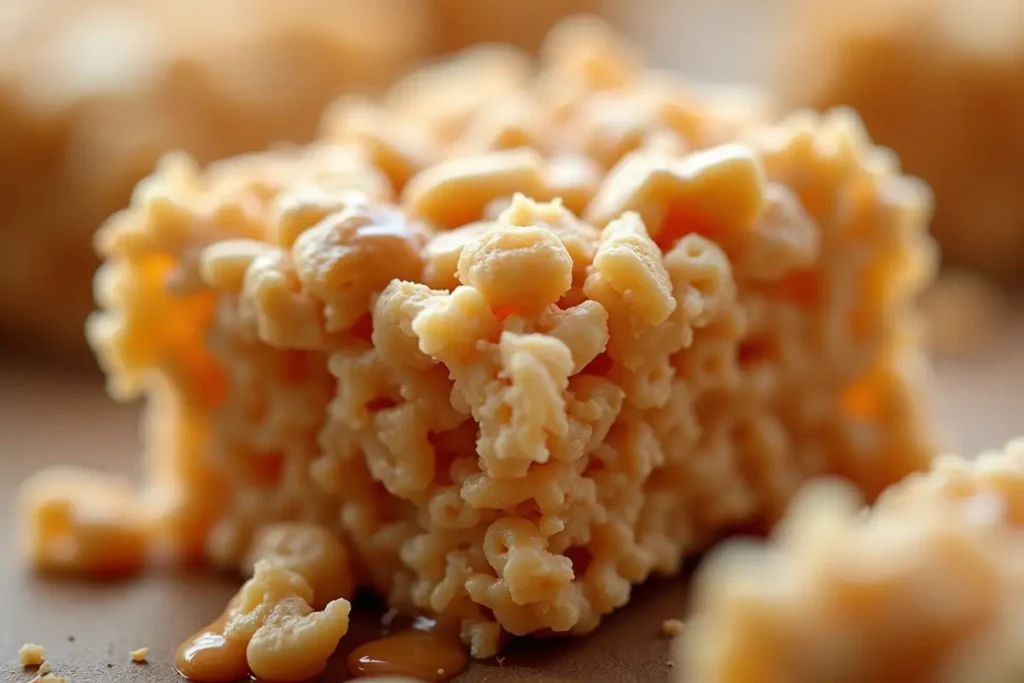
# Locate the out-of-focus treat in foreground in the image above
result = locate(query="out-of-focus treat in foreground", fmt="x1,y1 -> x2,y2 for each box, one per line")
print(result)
680,439 -> 1024,683
19,16 -> 937,665
777,0 -> 1024,277
0,0 -> 429,356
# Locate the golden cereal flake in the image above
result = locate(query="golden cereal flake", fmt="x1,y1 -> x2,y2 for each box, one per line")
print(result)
176,561 -> 351,683
778,0 -> 1024,277
680,439 -> 1024,683
32,676 -> 68,683
129,647 -> 149,663
19,643 -> 45,667
28,17 -> 937,659
37,662 -> 52,676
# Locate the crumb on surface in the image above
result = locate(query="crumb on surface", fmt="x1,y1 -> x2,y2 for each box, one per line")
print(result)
19,643 -> 45,667
130,647 -> 149,663
661,618 -> 685,637
38,662 -> 51,675
32,676 -> 68,683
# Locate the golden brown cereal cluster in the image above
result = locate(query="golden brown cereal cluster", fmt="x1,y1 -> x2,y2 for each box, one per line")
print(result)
192,560 -> 351,682
777,0 -> 1024,277
680,439 -> 1024,683
19,643 -> 46,667
0,0 -> 429,354
30,18 -> 936,657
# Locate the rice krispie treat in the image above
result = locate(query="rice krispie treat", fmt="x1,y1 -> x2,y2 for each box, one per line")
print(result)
680,439 -> 1024,683
0,0 -> 429,354
777,0 -> 1024,277
20,17 -> 937,660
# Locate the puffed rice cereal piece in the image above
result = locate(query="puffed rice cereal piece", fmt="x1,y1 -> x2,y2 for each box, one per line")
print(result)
23,17 -> 937,660
680,438 -> 1024,683
175,560 -> 351,683
19,643 -> 45,667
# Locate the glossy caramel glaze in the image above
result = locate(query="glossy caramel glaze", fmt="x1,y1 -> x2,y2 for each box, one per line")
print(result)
347,630 -> 469,682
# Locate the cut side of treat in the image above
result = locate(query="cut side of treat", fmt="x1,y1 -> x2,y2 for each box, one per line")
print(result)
679,439 -> 1024,683
21,17 -> 936,661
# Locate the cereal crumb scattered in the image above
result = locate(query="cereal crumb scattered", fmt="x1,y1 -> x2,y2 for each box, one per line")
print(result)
19,643 -> 45,667
130,647 -> 149,663
661,618 -> 685,637
38,662 -> 52,675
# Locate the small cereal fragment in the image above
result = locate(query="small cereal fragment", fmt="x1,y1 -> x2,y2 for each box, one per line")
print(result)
661,618 -> 685,637
19,643 -> 45,667
38,662 -> 52,675
457,223 -> 574,313
585,145 -> 767,248
590,212 -> 676,326
18,468 -> 149,577
403,149 -> 546,228
175,561 -> 351,683
243,523 -> 355,608
129,647 -> 149,663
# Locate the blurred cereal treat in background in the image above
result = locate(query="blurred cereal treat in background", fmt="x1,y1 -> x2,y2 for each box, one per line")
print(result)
776,0 -> 1024,278
0,0 -> 429,361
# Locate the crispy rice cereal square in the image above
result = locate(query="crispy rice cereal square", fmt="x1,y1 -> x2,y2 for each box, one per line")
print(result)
22,17 -> 937,659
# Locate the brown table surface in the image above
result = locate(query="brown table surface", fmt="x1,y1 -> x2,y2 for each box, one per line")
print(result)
2,317 -> 1023,683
